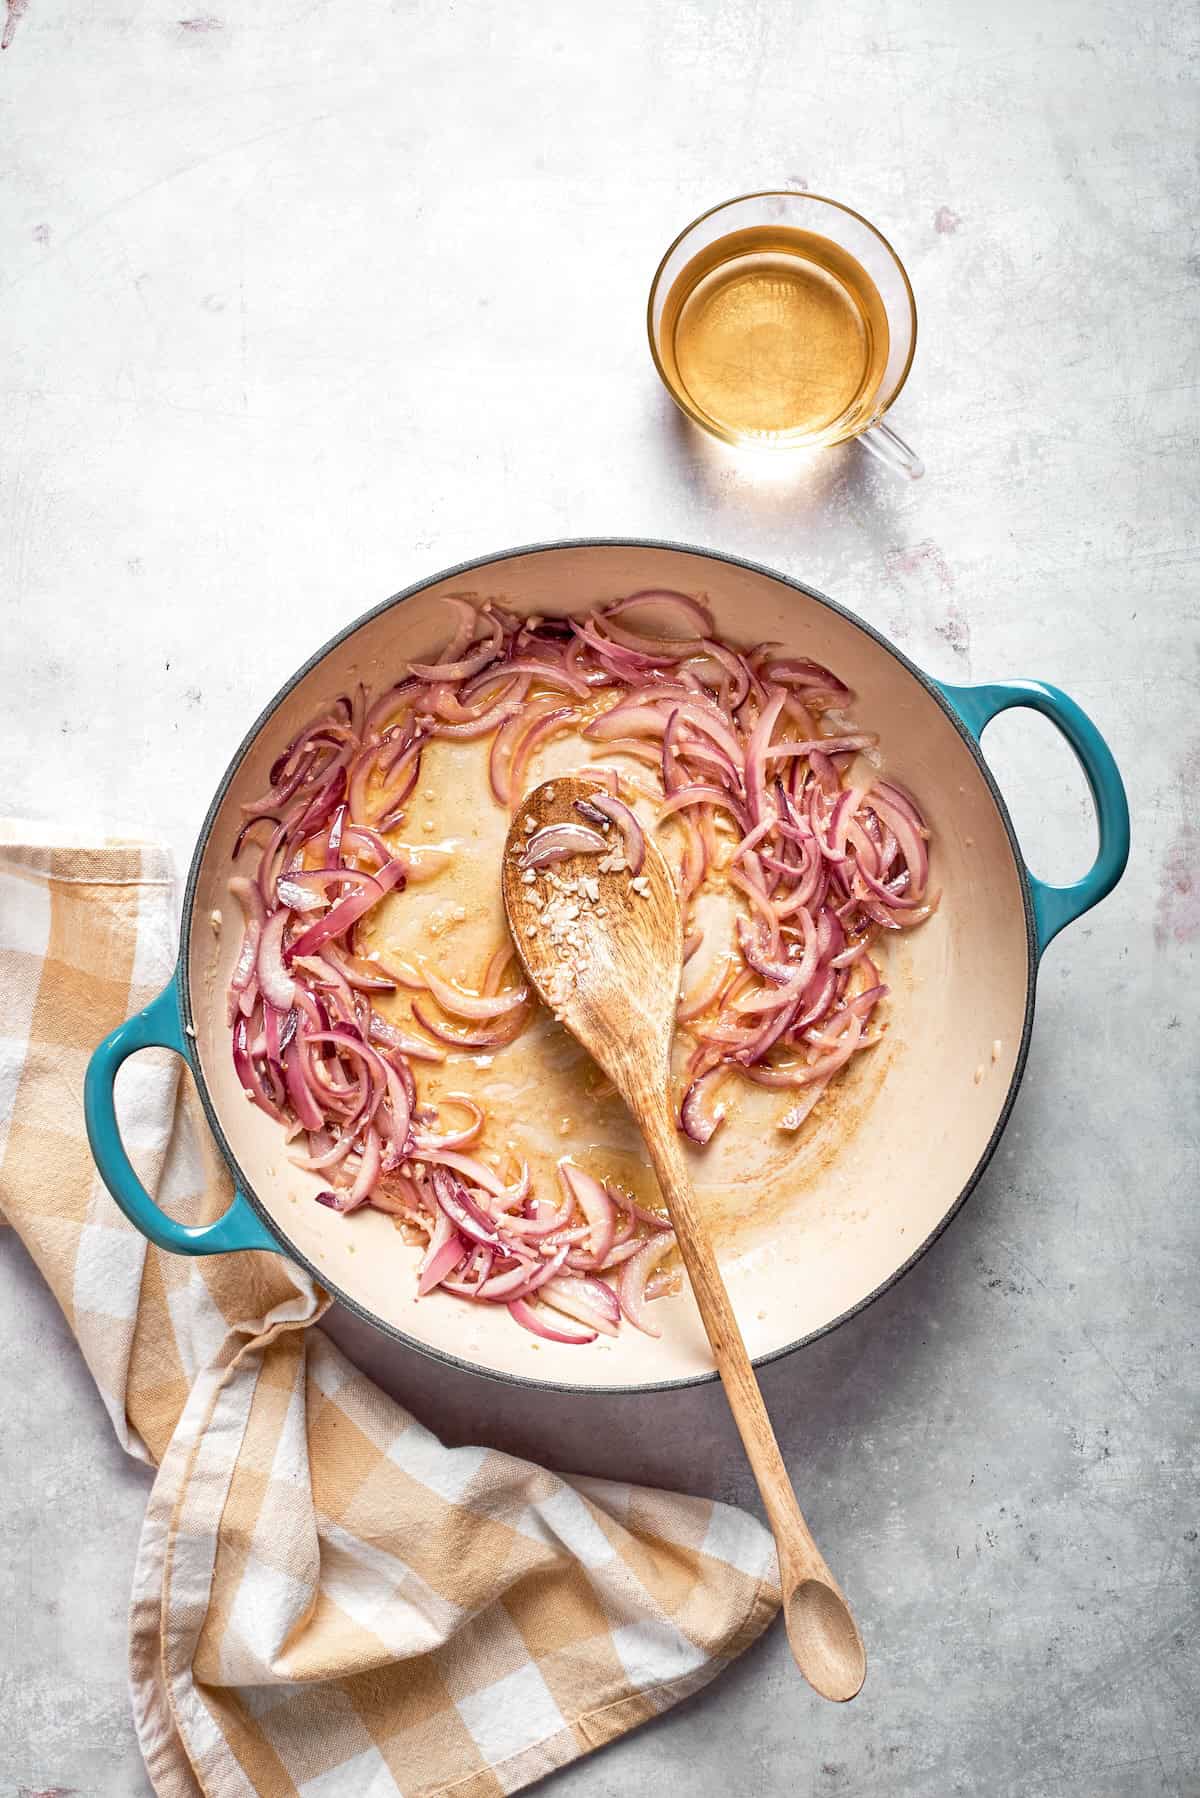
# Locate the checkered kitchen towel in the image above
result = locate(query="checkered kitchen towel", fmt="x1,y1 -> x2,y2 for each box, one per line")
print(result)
0,825 -> 779,1798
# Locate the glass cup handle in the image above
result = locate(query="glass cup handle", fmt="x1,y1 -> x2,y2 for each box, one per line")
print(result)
858,418 -> 925,481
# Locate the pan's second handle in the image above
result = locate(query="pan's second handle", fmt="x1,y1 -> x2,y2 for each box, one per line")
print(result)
639,1101 -> 867,1703
937,678 -> 1130,953
84,976 -> 281,1256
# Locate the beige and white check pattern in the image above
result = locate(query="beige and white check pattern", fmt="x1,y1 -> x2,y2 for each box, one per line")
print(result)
0,825 -> 779,1798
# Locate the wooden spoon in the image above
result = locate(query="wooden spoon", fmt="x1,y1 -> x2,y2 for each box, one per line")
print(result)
501,774 -> 866,1703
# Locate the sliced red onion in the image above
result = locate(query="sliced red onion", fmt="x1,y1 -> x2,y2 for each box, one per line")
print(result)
279,866 -> 370,900
426,688 -> 528,740
577,791 -> 645,875
853,861 -> 926,912
257,909 -> 296,1010
872,778 -> 927,829
337,822 -> 390,865
498,658 -> 591,696
604,587 -> 715,638
363,681 -> 419,737
747,1011 -> 865,1089
296,767 -> 349,835
868,791 -> 929,900
659,706 -> 684,796
326,800 -> 348,859
680,1068 -> 727,1144
364,741 -> 424,826
286,860 -> 406,963
276,877 -> 327,914
597,612 -> 708,659
542,1274 -> 620,1337
417,1214 -> 468,1295
232,814 -> 279,861
507,1298 -> 598,1344
367,1013 -> 446,1061
420,1148 -> 529,1203
446,1245 -> 497,1293
730,819 -> 776,865
507,706 -> 575,804
795,1012 -> 864,1082
241,747 -> 317,818
342,1126 -> 382,1210
568,1235 -> 647,1272
262,1001 -> 295,1077
434,670 -> 523,723
410,999 -> 528,1050
283,1037 -> 325,1131
808,748 -> 841,797
743,689 -> 786,826
423,596 -> 478,668
319,942 -> 397,993
362,949 -> 424,990
732,1001 -> 798,1066
379,1056 -> 412,1150
498,696 -> 579,806
572,618 -> 676,675
315,1187 -> 358,1213
656,782 -> 749,831
300,1030 -> 393,1141
409,1094 -> 484,1151
408,613 -> 503,682
556,1162 -> 616,1266
760,656 -> 851,702
676,810 -> 709,901
451,1246 -> 569,1303
289,1129 -> 356,1173
228,876 -> 265,1002
520,821 -> 608,870
727,869 -> 782,950
846,982 -> 888,1020
480,942 -> 518,995
429,1165 -> 510,1249
232,1015 -> 284,1119
737,909 -> 816,985
609,1188 -> 673,1233
583,701 -> 671,744
420,965 -> 528,1020
814,787 -> 858,864
765,735 -> 876,759
587,736 -> 661,774
619,1235 -> 679,1338
677,952 -> 732,1023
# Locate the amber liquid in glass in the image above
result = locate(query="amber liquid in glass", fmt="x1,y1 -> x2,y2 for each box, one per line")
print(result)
657,225 -> 890,448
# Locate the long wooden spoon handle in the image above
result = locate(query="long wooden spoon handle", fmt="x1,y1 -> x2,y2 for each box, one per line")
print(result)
640,1101 -> 867,1702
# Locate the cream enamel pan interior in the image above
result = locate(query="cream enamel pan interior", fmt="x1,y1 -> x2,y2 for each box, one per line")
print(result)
171,541 -> 1048,1391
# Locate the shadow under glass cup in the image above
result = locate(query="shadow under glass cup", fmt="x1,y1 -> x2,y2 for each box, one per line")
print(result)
648,191 -> 922,480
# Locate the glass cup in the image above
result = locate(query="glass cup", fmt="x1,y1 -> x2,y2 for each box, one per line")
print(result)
648,191 -> 922,480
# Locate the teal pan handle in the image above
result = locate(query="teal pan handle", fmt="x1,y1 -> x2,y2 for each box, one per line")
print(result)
936,678 -> 1130,955
84,977 -> 281,1257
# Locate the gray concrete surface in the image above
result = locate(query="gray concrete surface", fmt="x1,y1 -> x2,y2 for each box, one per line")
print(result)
2,0 -> 1198,1792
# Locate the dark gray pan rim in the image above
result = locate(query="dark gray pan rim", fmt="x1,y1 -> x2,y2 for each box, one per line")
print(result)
179,537 -> 1039,1396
